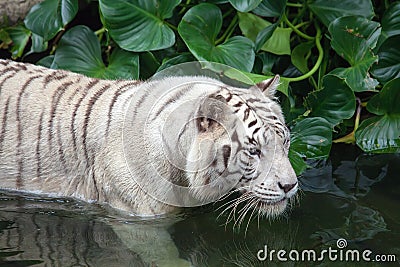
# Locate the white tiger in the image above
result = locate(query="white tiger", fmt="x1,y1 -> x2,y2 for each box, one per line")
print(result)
0,59 -> 298,218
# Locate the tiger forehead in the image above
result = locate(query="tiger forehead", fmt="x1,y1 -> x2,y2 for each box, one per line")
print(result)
217,86 -> 290,144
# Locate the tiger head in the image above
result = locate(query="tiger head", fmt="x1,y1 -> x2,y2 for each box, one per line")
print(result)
186,75 -> 298,219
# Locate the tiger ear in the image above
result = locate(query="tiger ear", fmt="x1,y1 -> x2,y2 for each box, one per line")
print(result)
196,117 -> 217,132
255,75 -> 280,98
195,95 -> 226,132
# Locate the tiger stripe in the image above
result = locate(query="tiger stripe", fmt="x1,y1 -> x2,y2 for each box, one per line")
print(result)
105,82 -> 139,135
70,79 -> 100,159
16,75 -> 42,188
36,111 -> 44,179
0,97 -> 10,152
151,83 -> 194,120
48,80 -> 74,148
82,83 -> 113,199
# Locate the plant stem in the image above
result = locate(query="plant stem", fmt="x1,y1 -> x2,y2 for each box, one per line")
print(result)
284,24 -> 323,82
178,0 -> 191,15
292,4 -> 307,25
95,27 -> 106,35
222,8 -> 235,19
50,28 -> 66,55
283,14 -> 314,40
287,2 -> 303,8
295,21 -> 309,29
333,98 -> 362,144
165,21 -> 178,31
216,14 -> 238,45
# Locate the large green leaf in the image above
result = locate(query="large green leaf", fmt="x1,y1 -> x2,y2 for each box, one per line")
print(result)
371,36 -> 400,84
289,117 -> 333,175
329,16 -> 380,65
238,12 -> 291,55
178,4 -> 255,72
7,25 -> 31,59
355,78 -> 400,153
253,0 -> 287,17
308,0 -> 374,28
24,0 -> 78,41
330,62 -> 379,92
376,2 -> 400,49
356,116 -> 400,153
329,16 -> 380,91
228,0 -> 262,12
51,26 -> 139,79
367,78 -> 400,115
99,0 -> 180,52
305,74 -> 355,126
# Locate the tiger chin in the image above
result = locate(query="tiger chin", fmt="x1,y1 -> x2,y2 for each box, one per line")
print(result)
0,59 -> 298,220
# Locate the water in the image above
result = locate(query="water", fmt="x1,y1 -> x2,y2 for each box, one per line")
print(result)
0,145 -> 399,266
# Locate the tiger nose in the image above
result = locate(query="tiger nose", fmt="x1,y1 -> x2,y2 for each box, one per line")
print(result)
278,182 -> 297,193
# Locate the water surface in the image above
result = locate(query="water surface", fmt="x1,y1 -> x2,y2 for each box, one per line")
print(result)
0,145 -> 399,266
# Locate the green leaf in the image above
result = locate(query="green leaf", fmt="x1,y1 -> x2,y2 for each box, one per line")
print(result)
371,36 -> 400,84
24,0 -> 78,41
288,149 -> 307,176
330,62 -> 379,92
329,16 -> 380,65
0,29 -> 12,49
257,52 -> 278,75
289,117 -> 333,174
228,0 -> 262,12
52,25 -> 139,79
7,25 -> 31,59
253,0 -> 287,17
178,4 -> 255,72
376,2 -> 400,49
37,55 -> 55,68
103,48 -> 140,80
157,53 -> 195,72
254,23 -> 278,52
99,0 -> 180,52
139,52 -> 160,80
308,0 -> 374,28
355,116 -> 400,153
291,41 -> 314,74
238,12 -> 291,55
329,16 -> 380,91
367,78 -> 400,115
355,78 -> 400,153
29,33 -> 48,54
305,74 -> 355,126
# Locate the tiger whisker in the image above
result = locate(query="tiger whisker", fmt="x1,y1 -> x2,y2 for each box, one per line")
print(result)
215,186 -> 249,212
234,195 -> 257,231
216,192 -> 253,219
223,193 -> 253,229
244,198 -> 259,236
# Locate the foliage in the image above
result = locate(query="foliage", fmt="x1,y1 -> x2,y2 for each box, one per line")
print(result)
1,0 -> 399,175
